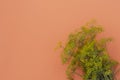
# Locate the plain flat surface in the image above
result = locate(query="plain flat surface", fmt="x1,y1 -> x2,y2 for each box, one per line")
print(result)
0,0 -> 120,80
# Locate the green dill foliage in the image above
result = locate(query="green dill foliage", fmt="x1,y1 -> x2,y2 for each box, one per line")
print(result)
60,21 -> 118,80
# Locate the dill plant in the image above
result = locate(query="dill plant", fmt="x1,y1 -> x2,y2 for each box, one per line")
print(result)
58,21 -> 118,80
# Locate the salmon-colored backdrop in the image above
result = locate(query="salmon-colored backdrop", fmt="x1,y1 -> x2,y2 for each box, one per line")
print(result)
0,0 -> 120,80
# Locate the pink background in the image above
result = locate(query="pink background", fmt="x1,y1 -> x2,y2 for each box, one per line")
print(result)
0,0 -> 120,80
